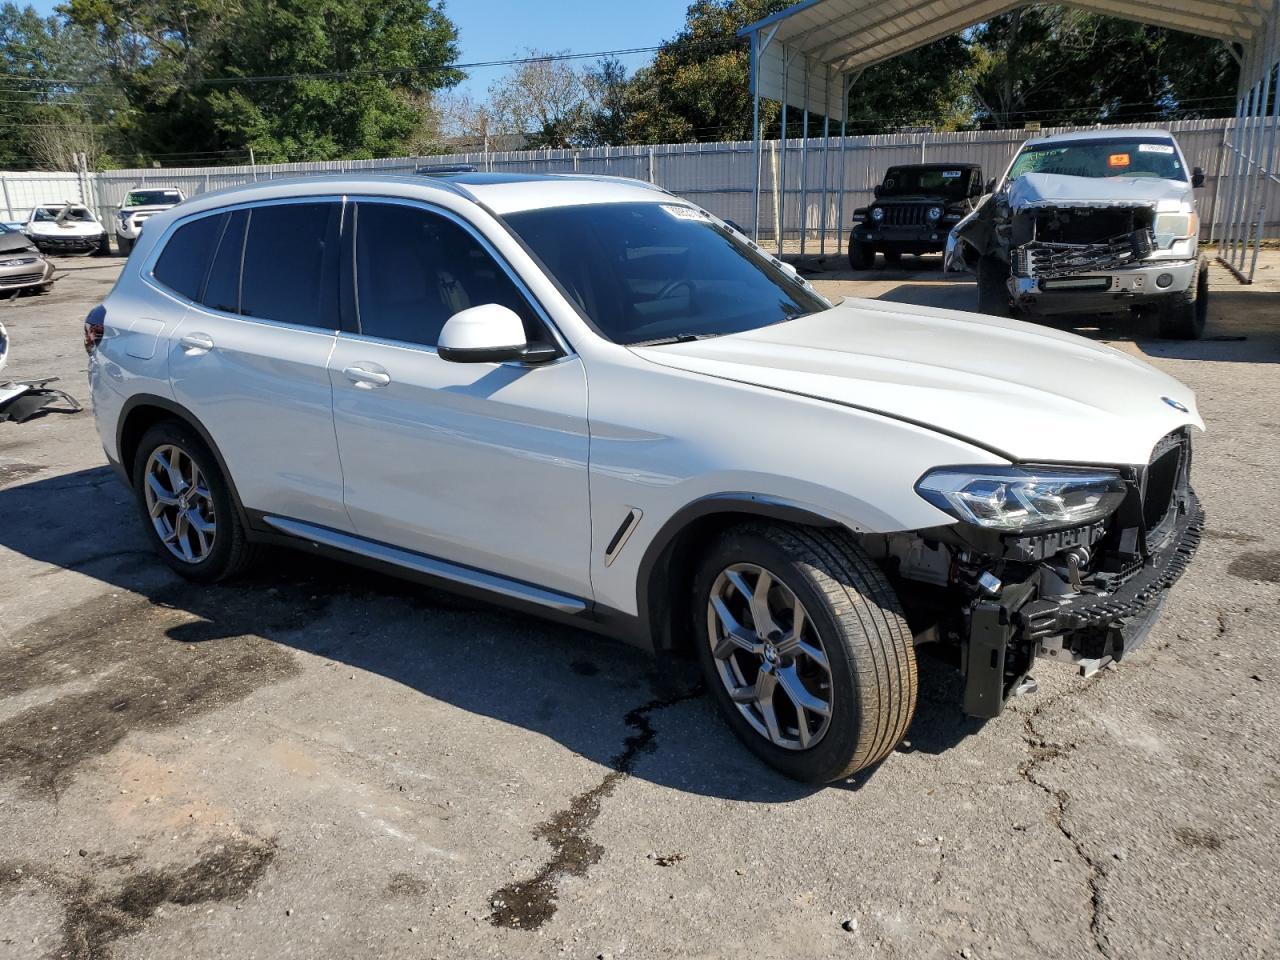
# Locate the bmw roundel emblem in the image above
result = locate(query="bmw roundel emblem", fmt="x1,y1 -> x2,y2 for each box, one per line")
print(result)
1161,396 -> 1189,413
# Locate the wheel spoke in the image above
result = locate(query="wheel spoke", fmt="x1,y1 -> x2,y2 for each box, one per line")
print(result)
776,664 -> 831,719
710,596 -> 762,659
154,449 -> 185,494
754,671 -> 783,743
173,513 -> 195,561
146,472 -> 179,507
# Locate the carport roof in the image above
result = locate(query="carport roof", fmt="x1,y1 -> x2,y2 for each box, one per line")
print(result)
739,0 -> 1272,73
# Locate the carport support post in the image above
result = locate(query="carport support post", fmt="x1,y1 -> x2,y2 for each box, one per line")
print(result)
778,46 -> 795,257
1248,24 -> 1280,279
800,55 -> 810,256
0,176 -> 11,222
1214,93 -> 1248,253
1222,83 -> 1255,270
750,23 -> 780,243
1234,61 -> 1267,273
836,72 -> 856,264
820,66 -> 831,256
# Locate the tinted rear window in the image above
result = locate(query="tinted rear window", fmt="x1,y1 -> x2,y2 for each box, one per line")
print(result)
240,203 -> 340,328
201,210 -> 248,314
153,214 -> 223,300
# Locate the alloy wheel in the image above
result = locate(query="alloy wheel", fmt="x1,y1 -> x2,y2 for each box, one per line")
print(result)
143,444 -> 216,563
705,563 -> 833,750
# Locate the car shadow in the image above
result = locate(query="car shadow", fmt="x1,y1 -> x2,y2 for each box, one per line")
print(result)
0,465 -> 984,802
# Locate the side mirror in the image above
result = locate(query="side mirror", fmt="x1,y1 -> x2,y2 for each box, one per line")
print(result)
1192,166 -> 1205,188
437,303 -> 558,364
985,177 -> 998,194
872,184 -> 882,198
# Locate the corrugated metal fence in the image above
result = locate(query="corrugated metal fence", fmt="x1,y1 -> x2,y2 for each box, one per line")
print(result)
0,118 -> 1268,248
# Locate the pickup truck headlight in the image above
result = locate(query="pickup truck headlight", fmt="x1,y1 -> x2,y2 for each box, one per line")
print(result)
916,466 -> 1127,533
1153,211 -> 1198,246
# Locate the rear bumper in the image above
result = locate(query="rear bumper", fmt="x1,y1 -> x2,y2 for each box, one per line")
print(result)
1012,259 -> 1198,315
962,490 -> 1203,718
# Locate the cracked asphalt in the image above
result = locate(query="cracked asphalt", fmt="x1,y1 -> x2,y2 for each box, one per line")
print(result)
1,252 -> 1277,959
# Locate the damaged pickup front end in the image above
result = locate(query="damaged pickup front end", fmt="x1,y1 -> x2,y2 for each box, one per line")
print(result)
946,132 -> 1210,339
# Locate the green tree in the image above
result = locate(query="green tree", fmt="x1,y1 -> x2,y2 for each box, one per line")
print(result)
61,0 -> 463,163
971,7 -> 1237,126
580,56 -> 630,146
0,3 -> 120,168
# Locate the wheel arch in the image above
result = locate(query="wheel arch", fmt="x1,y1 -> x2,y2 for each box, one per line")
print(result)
631,494 -> 845,657
117,394 -> 254,531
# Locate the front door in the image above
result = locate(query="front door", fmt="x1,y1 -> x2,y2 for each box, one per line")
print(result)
328,199 -> 591,599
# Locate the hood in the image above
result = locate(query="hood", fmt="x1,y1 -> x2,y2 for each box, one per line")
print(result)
28,220 -> 103,237
119,204 -> 177,214
0,231 -> 35,255
1009,172 -> 1191,209
632,299 -> 1202,466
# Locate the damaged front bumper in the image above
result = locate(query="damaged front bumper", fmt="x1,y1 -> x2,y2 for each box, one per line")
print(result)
962,490 -> 1203,718
1011,258 -> 1198,315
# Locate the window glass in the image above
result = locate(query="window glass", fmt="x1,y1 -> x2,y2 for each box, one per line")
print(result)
153,213 -> 224,300
201,210 -> 248,314
1009,139 -> 1186,181
125,189 -> 182,207
241,203 -> 339,328
880,166 -> 976,199
502,202 -> 829,345
354,202 -> 541,347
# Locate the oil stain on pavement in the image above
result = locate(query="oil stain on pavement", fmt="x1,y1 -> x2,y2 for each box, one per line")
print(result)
1226,550 -> 1280,583
487,684 -> 702,930
0,580 -> 321,798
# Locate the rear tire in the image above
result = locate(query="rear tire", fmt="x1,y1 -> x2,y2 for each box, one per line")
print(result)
1157,260 -> 1208,340
693,523 -> 917,783
976,255 -> 1012,316
131,420 -> 260,583
848,236 -> 875,270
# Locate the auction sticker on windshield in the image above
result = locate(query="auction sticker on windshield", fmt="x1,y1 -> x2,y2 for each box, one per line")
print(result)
1139,143 -> 1176,154
1108,153 -> 1131,168
661,204 -> 709,221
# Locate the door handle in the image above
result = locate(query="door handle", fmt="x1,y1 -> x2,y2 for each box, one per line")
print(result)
179,333 -> 215,353
343,365 -> 391,388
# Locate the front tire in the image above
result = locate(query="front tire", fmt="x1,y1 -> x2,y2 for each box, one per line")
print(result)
848,236 -> 875,270
94,234 -> 112,257
131,420 -> 259,582
976,255 -> 1012,316
693,523 -> 917,783
117,235 -> 134,256
1157,260 -> 1208,340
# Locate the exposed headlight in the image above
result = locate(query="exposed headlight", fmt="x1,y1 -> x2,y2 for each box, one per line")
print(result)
871,207 -> 885,222
916,466 -> 1127,533
927,206 -> 943,221
1153,211 -> 1198,247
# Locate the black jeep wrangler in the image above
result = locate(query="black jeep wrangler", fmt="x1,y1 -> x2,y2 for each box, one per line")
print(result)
849,163 -> 986,270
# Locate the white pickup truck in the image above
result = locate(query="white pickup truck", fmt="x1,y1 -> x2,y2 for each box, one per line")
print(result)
946,128 -> 1208,339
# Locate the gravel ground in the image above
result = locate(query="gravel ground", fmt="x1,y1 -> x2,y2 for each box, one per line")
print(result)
0,252 -> 1277,960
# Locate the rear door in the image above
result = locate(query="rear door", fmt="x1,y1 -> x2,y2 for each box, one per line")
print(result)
327,198 -> 591,598
166,199 -> 352,531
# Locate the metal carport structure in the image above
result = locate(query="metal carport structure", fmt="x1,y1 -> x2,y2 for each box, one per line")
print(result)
740,0 -> 1280,282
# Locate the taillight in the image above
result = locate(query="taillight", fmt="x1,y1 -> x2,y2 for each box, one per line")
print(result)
84,304 -> 105,355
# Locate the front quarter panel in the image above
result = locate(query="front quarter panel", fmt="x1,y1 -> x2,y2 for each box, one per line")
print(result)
586,350 -> 1005,617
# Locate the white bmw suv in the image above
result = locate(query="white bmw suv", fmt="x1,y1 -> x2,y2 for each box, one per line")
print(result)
88,173 -> 1204,782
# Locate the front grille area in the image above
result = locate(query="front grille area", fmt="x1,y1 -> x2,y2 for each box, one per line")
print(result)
1143,430 -> 1190,549
1013,229 -> 1154,278
0,272 -> 44,287
877,204 -> 930,226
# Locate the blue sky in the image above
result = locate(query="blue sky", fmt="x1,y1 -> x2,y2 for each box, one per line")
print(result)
25,0 -> 695,99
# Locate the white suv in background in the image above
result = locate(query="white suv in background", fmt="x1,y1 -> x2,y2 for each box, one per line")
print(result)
88,173 -> 1204,782
114,186 -> 185,255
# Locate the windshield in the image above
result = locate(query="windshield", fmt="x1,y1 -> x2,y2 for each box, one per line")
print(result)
1009,138 -> 1186,182
880,166 -> 977,199
502,202 -> 830,345
33,206 -> 93,222
125,189 -> 181,207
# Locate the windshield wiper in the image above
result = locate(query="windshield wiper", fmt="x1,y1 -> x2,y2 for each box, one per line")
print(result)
629,332 -> 723,346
